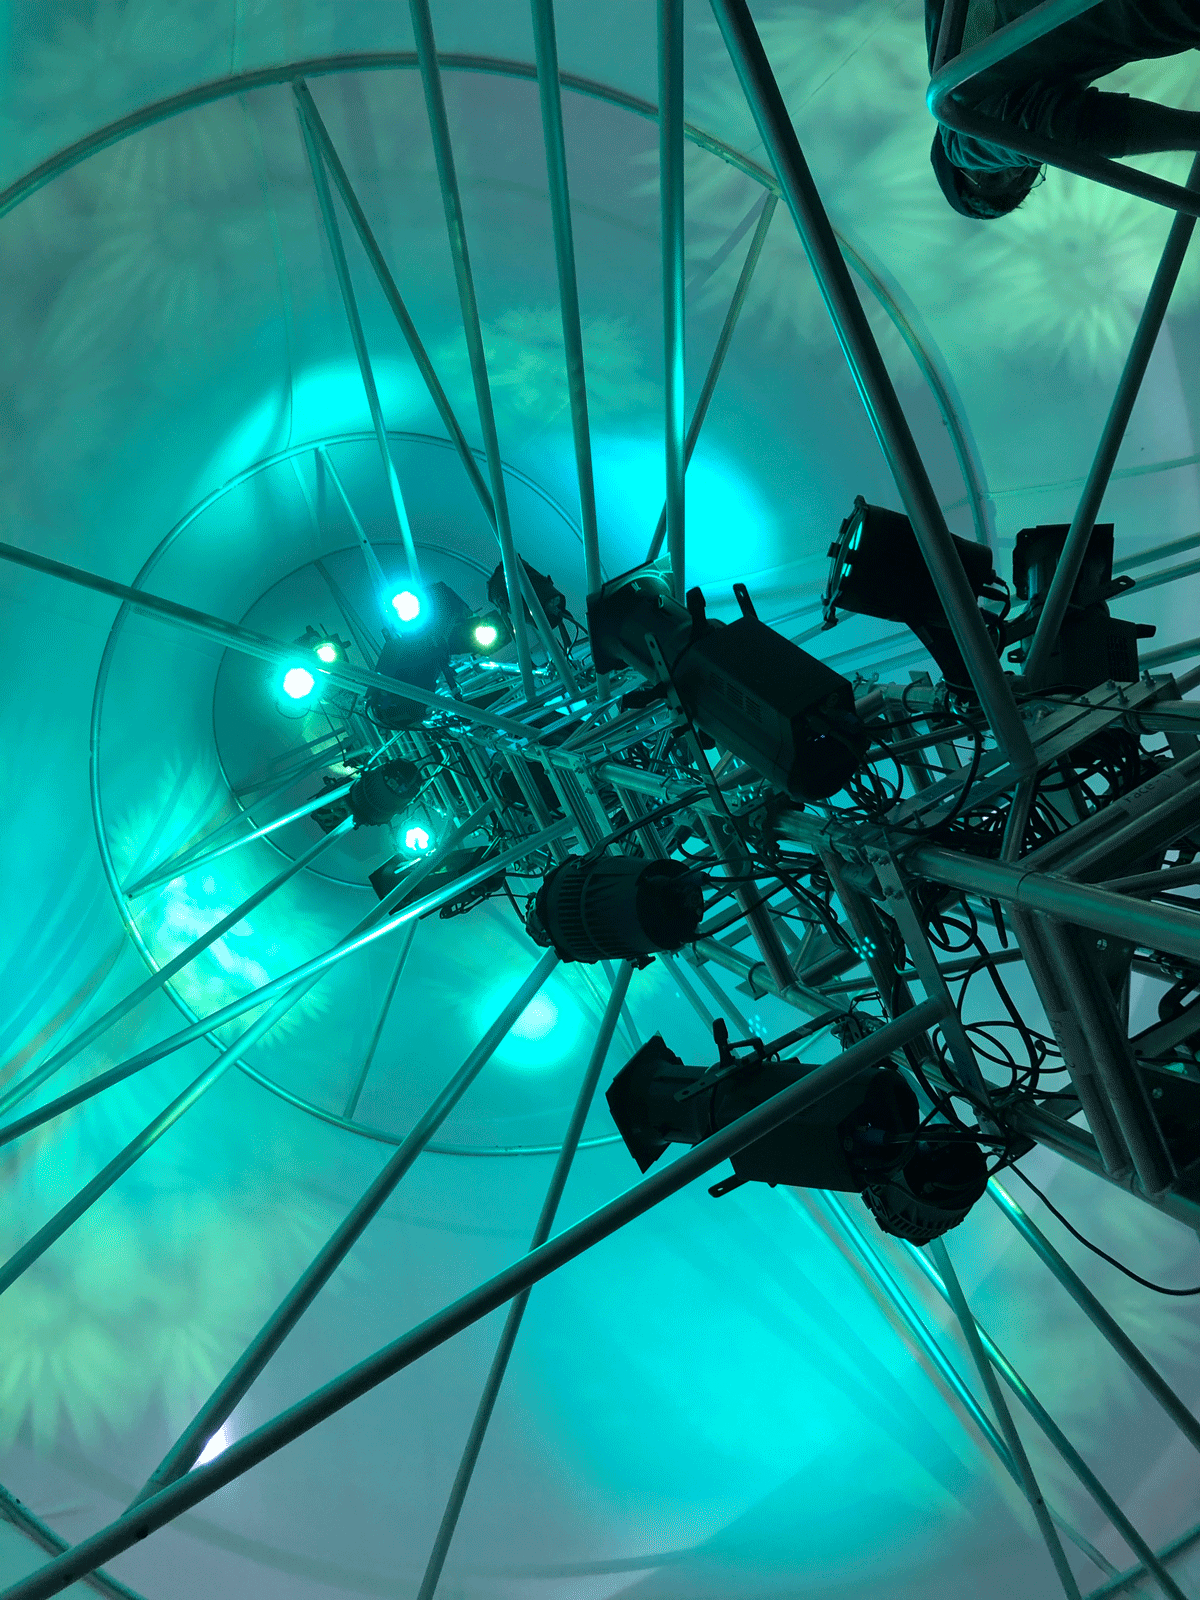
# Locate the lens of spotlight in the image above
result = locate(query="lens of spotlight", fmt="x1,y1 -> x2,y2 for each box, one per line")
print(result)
391,590 -> 422,623
315,641 -> 339,664
403,823 -> 432,854
282,667 -> 315,700
474,622 -> 498,648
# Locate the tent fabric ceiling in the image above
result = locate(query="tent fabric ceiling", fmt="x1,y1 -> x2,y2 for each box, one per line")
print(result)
1,2 -> 1200,1598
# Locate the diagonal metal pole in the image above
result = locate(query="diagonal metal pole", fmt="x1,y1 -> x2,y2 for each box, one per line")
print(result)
0,999 -> 944,1600
530,0 -> 601,600
342,920 -> 416,1118
710,0 -> 1035,778
0,538 -> 545,743
234,731 -> 350,799
132,949 -> 561,1502
814,1194 -> 1116,1578
0,803 -> 526,1151
0,972 -> 323,1301
294,85 -> 420,586
647,194 -> 776,563
415,961 -> 633,1599
659,0 -> 686,602
911,1236 -> 1186,1600
314,444 -> 393,605
125,746 -> 351,894
1023,155 -> 1200,686
124,780 -> 355,898
0,818 -> 354,1120
928,1236 -> 1083,1599
988,1180 -> 1200,1454
295,80 -> 581,699
405,10 -> 537,701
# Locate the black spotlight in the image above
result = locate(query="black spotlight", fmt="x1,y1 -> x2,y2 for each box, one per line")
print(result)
823,496 -> 1004,691
525,855 -> 703,964
488,559 -> 568,629
367,581 -> 469,728
587,565 -> 867,801
449,608 -> 514,656
605,1027 -> 987,1242
1004,522 -> 1155,690
348,758 -> 422,828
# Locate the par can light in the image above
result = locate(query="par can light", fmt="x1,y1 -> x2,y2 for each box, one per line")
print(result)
348,758 -> 422,829
525,855 -> 703,964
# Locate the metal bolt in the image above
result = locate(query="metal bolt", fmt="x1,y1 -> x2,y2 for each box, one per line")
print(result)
1152,1086 -> 1164,1100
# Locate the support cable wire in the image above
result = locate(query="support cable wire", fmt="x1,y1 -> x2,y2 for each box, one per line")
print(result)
1012,1169 -> 1200,1296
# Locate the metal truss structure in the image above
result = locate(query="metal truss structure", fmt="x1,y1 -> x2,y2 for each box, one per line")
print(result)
2,1 -> 1200,1597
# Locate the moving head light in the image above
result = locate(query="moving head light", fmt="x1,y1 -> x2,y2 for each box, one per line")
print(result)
525,854 -> 703,964
367,581 -> 469,728
348,757 -> 422,828
605,1028 -> 987,1243
823,496 -> 1003,691
587,564 -> 868,801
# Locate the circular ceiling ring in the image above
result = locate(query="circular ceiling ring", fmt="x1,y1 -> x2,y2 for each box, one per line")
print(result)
88,430 -> 621,1157
0,50 -> 993,546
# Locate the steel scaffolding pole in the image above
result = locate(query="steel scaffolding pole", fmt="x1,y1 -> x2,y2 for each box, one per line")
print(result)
1,1001 -> 945,1600
295,84 -> 580,699
660,0 -> 686,601
0,972 -> 320,1300
927,1237 -> 1083,1599
1024,156 -> 1200,685
928,0 -> 1200,218
131,739 -> 349,891
314,445 -> 394,607
0,806 -> 547,1150
710,0 -> 1036,778
989,1180 -> 1200,1453
406,3 -> 537,702
813,1193 -> 1119,1581
133,950 -> 560,1502
0,817 -> 354,1121
294,88 -> 419,586
908,844 -> 1200,966
414,962 -> 633,1599
647,194 -> 777,563
123,779 -> 355,898
0,538 -> 544,743
342,922 -> 416,1119
912,1240 -> 1182,1599
530,0 -> 600,599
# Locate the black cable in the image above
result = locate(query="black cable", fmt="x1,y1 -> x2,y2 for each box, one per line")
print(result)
1011,1168 -> 1200,1296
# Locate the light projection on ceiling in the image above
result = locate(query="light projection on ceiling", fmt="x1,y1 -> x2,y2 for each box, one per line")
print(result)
4,3 -> 1200,1600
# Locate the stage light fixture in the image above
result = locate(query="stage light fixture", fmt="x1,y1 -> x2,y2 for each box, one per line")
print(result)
282,666 -> 315,700
605,1030 -> 987,1241
525,855 -> 703,964
488,559 -> 568,630
348,758 -> 422,828
587,564 -> 868,801
402,821 -> 433,855
823,496 -> 1004,691
449,608 -> 513,657
1004,522 -> 1155,689
367,582 -> 470,728
391,589 -> 422,623
315,641 -> 339,664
